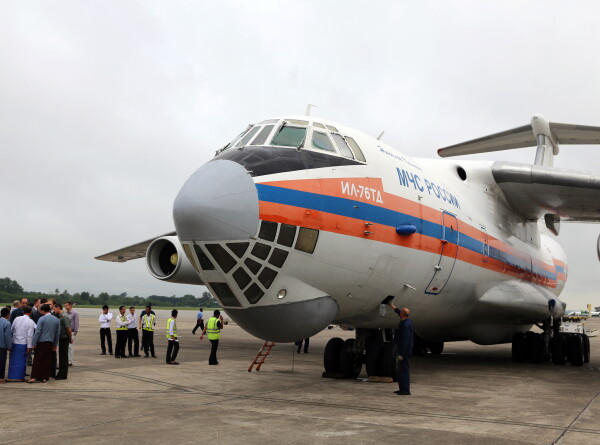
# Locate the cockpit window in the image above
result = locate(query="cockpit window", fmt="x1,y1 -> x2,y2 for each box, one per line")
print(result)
258,119 -> 278,125
313,122 -> 326,129
312,131 -> 336,152
331,133 -> 354,159
345,136 -> 366,162
250,125 -> 274,146
271,125 -> 306,148
287,119 -> 309,126
234,126 -> 260,148
326,125 -> 338,132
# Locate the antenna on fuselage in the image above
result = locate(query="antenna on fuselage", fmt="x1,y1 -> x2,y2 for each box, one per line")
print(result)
377,131 -> 385,140
305,104 -> 317,116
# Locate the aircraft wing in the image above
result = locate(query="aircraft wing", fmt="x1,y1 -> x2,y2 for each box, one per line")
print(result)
492,161 -> 600,222
95,231 -> 176,262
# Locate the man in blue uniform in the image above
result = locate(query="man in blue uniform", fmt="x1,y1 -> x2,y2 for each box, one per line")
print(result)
389,302 -> 414,395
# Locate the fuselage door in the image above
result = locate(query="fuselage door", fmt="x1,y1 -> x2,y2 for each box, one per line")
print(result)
425,212 -> 459,295
481,226 -> 489,263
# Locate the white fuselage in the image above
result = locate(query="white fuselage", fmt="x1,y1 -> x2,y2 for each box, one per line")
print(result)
173,116 -> 567,344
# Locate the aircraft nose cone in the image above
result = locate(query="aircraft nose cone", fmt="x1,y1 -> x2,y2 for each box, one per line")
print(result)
173,160 -> 259,241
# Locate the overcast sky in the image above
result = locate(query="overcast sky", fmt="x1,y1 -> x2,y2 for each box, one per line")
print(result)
1,1 -> 599,310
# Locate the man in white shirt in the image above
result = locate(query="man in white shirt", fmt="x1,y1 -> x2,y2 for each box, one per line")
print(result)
8,306 -> 36,381
115,306 -> 129,358
65,302 -> 79,366
98,305 -> 113,355
126,307 -> 140,357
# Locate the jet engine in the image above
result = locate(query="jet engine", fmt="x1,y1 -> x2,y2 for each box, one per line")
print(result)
146,236 -> 204,285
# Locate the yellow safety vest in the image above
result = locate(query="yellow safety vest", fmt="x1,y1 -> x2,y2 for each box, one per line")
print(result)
116,314 -> 128,330
142,314 -> 155,331
206,316 -> 220,340
166,317 -> 177,339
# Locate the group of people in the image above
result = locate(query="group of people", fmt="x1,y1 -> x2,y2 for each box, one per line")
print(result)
98,305 -> 225,366
1,297 -> 78,383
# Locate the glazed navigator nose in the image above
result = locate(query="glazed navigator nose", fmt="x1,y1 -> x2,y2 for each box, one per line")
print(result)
173,160 -> 259,242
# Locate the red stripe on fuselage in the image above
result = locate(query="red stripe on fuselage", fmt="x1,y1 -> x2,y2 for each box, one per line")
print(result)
258,178 -> 558,288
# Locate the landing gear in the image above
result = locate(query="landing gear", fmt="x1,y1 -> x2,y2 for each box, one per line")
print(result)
512,317 -> 589,367
413,334 -> 444,356
323,337 -> 363,378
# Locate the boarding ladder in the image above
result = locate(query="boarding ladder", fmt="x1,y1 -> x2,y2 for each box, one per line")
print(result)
248,341 -> 275,372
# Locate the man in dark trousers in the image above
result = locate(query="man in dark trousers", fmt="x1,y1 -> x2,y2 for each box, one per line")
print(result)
389,302 -> 414,395
165,309 -> 179,365
53,303 -> 72,380
115,306 -> 129,358
200,310 -> 224,365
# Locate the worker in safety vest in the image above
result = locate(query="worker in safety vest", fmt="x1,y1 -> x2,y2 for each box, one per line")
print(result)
115,306 -> 129,358
140,305 -> 156,358
200,310 -> 224,365
165,309 -> 179,365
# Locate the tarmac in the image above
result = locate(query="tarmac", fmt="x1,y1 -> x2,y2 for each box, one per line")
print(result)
1,309 -> 599,445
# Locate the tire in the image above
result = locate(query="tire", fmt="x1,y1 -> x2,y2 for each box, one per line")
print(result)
568,334 -> 584,367
365,340 -> 380,377
428,341 -> 444,355
526,332 -> 545,363
339,338 -> 362,379
582,334 -> 590,363
379,342 -> 399,381
550,334 -> 566,365
512,332 -> 527,363
323,337 -> 344,373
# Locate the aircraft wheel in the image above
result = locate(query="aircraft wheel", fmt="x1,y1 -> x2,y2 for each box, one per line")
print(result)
550,334 -> 566,365
568,334 -> 584,367
511,332 -> 527,363
339,338 -> 362,379
379,342 -> 399,381
526,332 -> 545,363
365,340 -> 380,377
582,334 -> 590,363
323,337 -> 344,373
429,341 -> 444,355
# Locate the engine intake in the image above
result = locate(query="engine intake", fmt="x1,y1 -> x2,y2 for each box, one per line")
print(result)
146,236 -> 204,285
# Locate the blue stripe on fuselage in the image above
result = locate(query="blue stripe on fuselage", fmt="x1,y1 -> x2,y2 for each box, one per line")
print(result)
256,184 -> 557,281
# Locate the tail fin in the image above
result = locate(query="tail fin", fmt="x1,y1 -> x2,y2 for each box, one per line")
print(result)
437,114 -> 600,166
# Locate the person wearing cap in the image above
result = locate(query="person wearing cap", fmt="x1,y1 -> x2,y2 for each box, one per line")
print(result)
98,305 -> 113,355
140,305 -> 156,358
200,310 -> 224,365
115,306 -> 129,358
0,307 -> 12,383
165,310 -> 179,365
388,301 -> 414,395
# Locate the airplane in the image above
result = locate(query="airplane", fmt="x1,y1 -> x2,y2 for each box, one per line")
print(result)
97,113 -> 600,378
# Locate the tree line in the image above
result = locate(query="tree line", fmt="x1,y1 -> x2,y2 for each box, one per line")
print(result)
0,277 -> 219,308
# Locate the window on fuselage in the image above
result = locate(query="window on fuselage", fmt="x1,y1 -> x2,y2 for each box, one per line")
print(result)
250,125 -> 274,145
345,136 -> 366,162
271,125 -> 307,148
234,126 -> 260,148
331,133 -> 354,159
311,131 -> 336,152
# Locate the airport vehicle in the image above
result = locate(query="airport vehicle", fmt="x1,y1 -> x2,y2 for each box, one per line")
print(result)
97,114 -> 600,376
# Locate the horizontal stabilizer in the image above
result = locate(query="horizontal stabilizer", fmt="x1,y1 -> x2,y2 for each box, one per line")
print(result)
95,231 -> 176,262
492,162 -> 600,222
438,115 -> 600,158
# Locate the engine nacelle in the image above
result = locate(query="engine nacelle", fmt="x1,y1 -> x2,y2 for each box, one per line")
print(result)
146,236 -> 204,285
